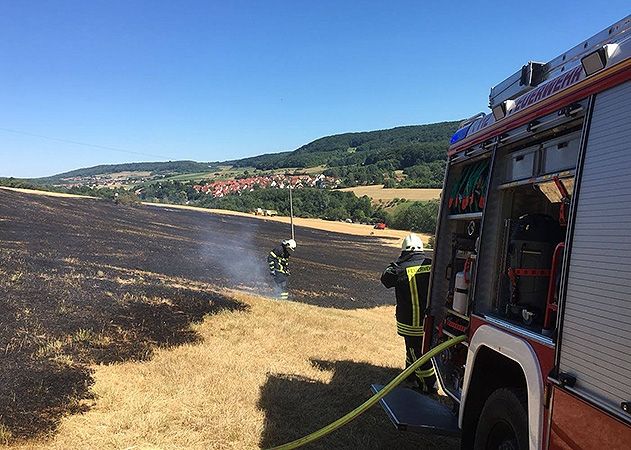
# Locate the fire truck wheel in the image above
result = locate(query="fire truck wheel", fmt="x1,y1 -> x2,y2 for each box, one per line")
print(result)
473,388 -> 528,450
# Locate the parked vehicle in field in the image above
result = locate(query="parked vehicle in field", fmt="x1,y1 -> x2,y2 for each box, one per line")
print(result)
375,15 -> 631,449
374,222 -> 387,230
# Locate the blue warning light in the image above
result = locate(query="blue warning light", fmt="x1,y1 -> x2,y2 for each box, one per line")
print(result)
450,125 -> 471,145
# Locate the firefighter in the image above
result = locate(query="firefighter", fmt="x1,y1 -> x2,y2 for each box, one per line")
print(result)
381,233 -> 436,393
267,239 -> 296,299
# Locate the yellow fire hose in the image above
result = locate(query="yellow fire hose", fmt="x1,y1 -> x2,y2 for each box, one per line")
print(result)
268,334 -> 466,450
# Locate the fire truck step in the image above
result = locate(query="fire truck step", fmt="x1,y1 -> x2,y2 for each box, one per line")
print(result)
370,384 -> 460,436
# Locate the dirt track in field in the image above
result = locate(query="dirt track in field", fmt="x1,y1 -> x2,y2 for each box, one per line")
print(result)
0,189 -> 413,443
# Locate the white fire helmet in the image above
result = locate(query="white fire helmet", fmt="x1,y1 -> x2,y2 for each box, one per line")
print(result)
401,233 -> 424,252
283,239 -> 297,251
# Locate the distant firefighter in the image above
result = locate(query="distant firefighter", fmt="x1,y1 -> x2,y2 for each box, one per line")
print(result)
267,239 -> 296,300
381,233 -> 436,393
113,192 -> 119,205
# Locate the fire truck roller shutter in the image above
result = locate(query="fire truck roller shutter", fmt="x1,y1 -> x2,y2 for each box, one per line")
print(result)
558,80 -> 631,415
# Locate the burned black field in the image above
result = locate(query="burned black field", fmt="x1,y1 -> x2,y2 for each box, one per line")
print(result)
0,189 -> 402,441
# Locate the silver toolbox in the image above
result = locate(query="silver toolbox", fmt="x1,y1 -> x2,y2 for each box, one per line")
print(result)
504,145 -> 538,182
541,132 -> 580,174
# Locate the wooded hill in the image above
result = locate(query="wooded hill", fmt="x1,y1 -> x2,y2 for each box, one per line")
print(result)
33,161 -> 215,185
229,122 -> 458,169
32,121 -> 460,188
227,121 -> 459,187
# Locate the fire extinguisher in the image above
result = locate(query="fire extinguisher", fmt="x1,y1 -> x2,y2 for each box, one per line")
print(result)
453,258 -> 473,315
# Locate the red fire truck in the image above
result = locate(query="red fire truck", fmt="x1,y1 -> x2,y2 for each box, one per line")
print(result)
375,15 -> 631,449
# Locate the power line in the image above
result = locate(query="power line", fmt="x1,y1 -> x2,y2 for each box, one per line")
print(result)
0,127 -> 174,160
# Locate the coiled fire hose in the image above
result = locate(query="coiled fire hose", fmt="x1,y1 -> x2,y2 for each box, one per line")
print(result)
268,334 -> 466,450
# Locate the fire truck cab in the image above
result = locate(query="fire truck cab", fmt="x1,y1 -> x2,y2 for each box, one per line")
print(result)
374,15 -> 631,450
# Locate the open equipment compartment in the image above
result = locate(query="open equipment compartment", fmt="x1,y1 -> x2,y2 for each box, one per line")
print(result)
474,121 -> 583,335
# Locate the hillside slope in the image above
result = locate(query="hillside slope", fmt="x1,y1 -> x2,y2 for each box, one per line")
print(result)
33,160 -> 216,185
228,122 -> 459,170
32,121 -> 460,188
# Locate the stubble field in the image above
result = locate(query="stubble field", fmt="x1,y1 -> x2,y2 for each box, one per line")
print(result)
339,185 -> 441,202
0,188 -> 456,449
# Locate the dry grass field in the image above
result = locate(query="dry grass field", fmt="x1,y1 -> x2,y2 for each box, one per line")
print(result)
11,287 -> 457,450
339,185 -> 441,202
0,189 -> 457,449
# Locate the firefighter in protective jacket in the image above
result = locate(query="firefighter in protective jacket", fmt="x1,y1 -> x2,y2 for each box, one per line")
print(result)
381,233 -> 436,393
268,239 -> 296,299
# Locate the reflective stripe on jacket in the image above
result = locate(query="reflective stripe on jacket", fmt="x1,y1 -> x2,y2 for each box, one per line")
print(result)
381,252 -> 431,337
267,245 -> 290,275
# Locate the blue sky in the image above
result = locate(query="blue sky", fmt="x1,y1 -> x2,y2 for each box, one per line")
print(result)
1,1 -> 629,178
